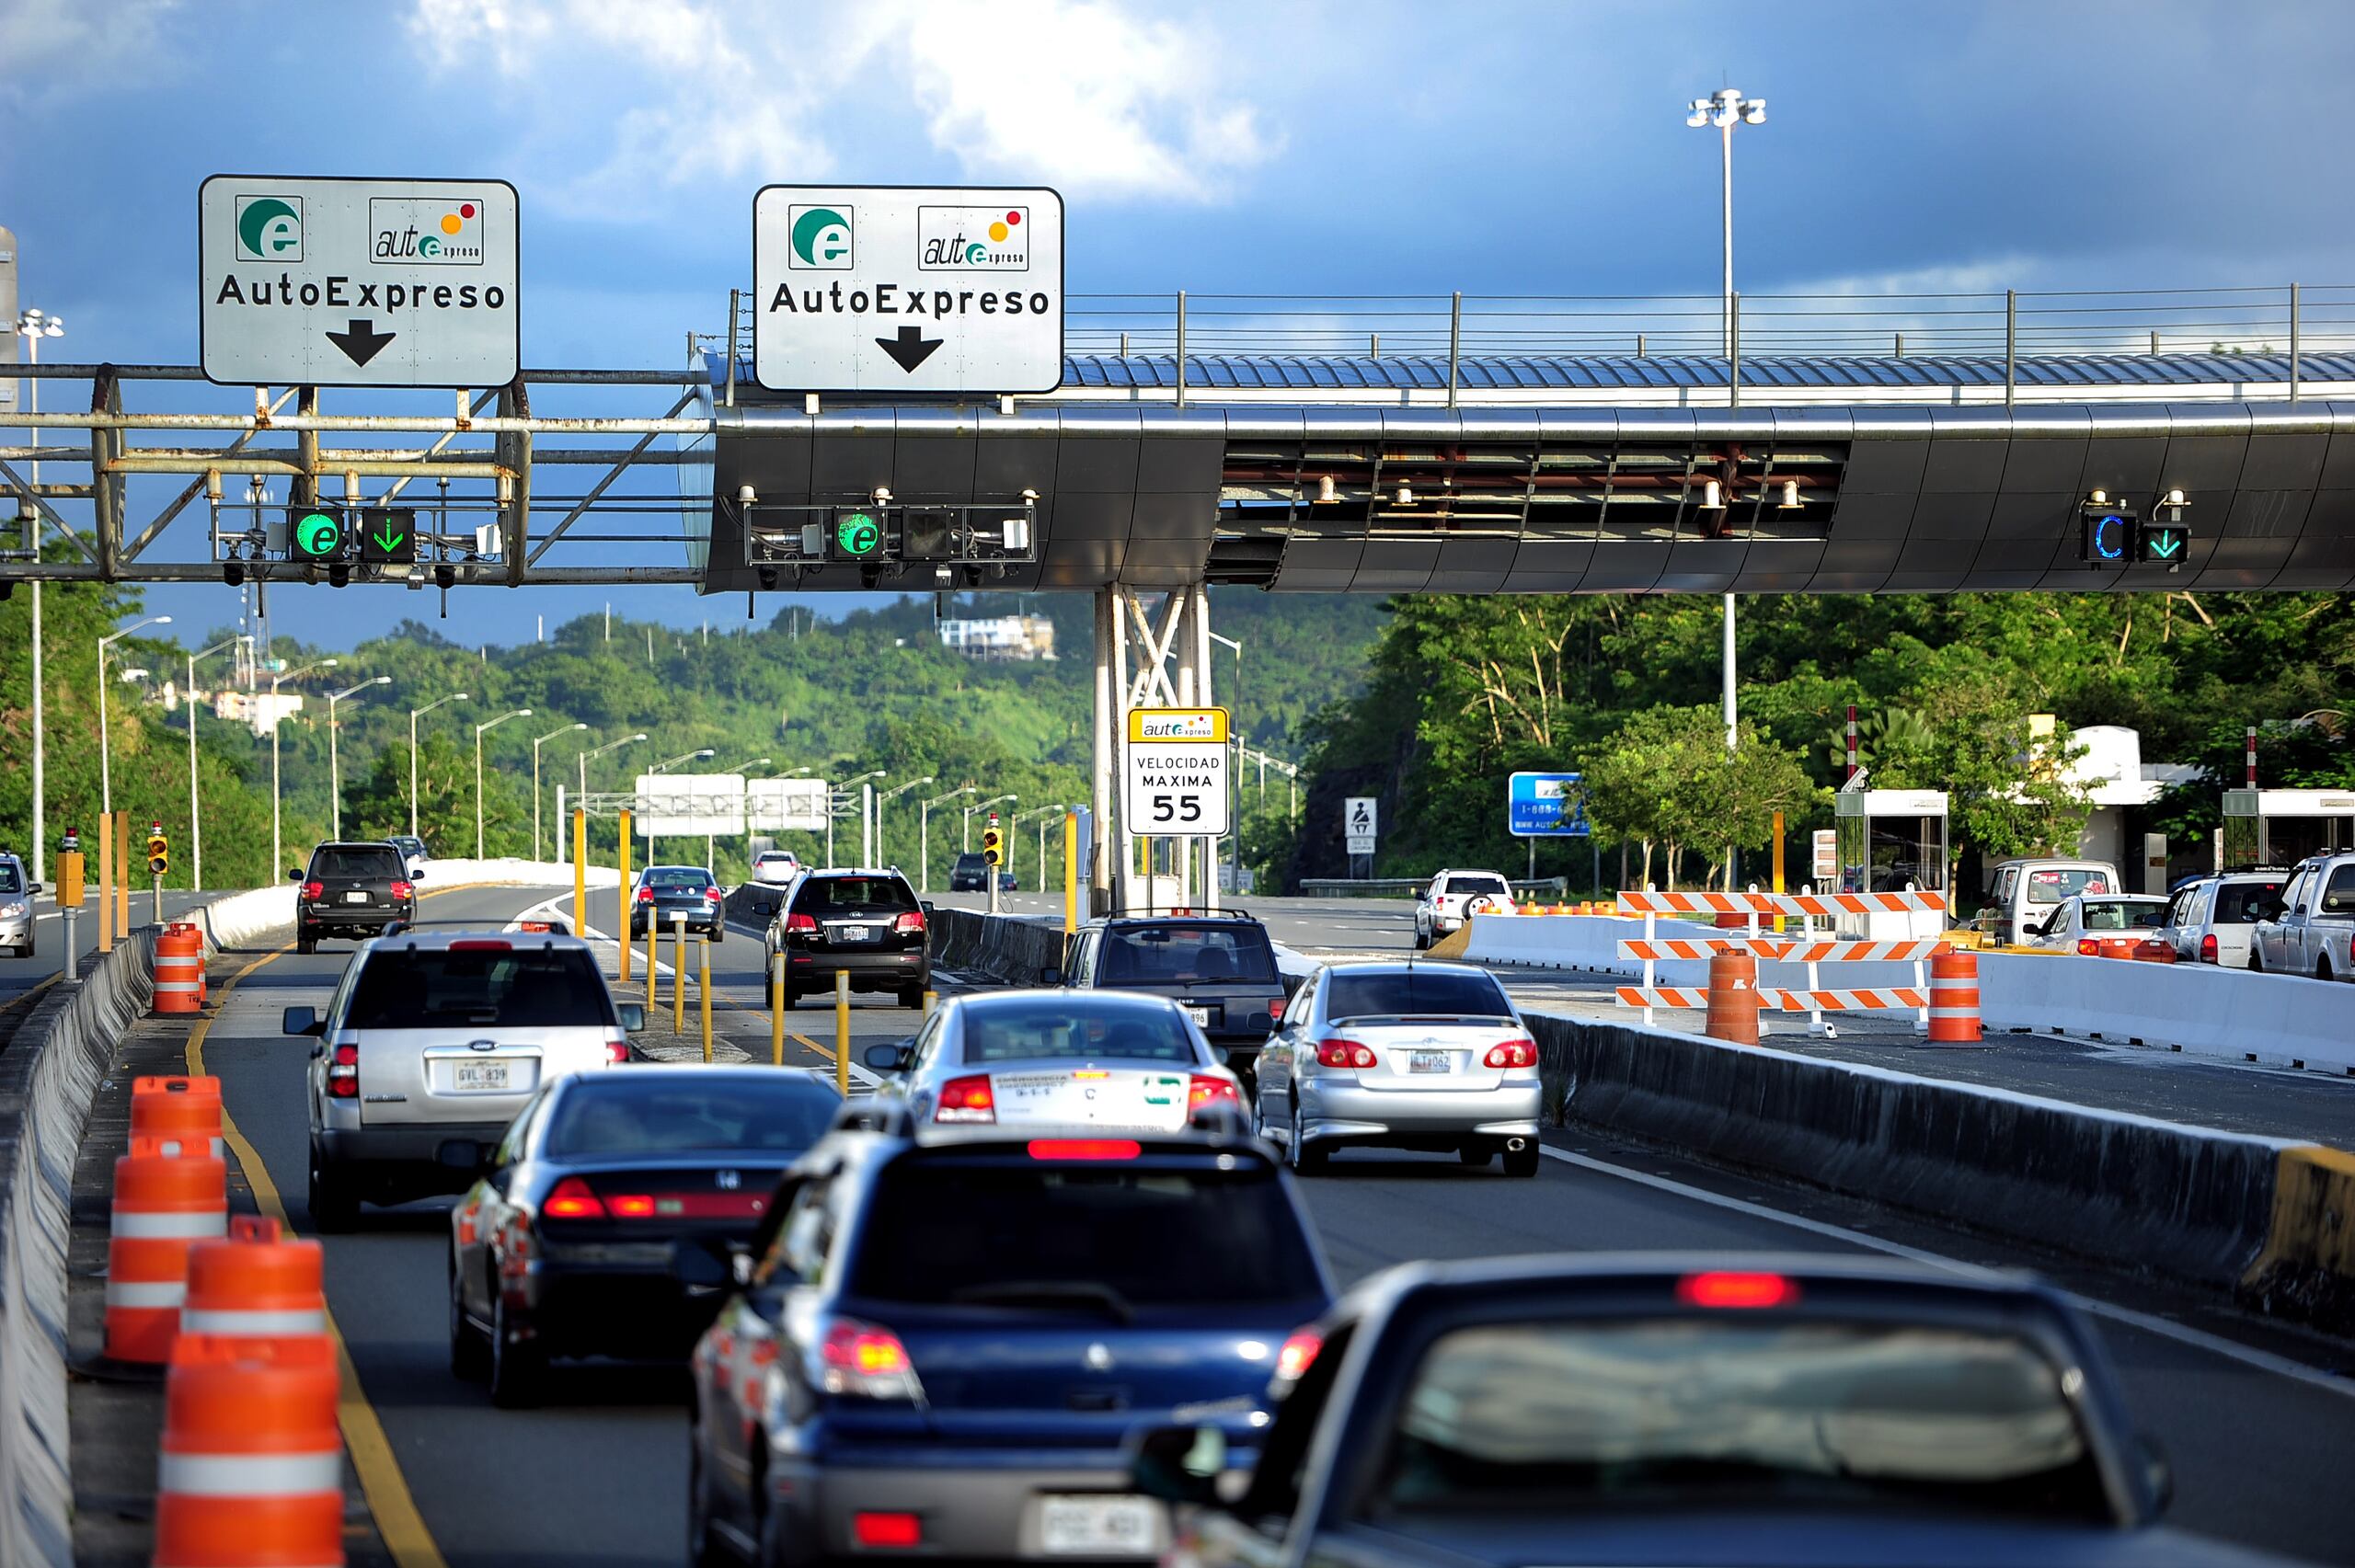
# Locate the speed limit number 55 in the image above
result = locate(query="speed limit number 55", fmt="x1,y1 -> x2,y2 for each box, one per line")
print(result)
1125,707 -> 1231,836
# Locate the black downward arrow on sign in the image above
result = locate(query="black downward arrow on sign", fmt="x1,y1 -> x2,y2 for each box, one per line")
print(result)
876,325 -> 943,373
326,318 -> 396,367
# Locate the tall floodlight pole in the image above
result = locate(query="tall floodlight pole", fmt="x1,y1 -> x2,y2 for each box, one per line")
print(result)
98,615 -> 173,818
832,772 -> 886,867
474,708 -> 533,858
531,723 -> 588,861
878,775 -> 932,872
185,637 -> 244,889
408,692 -> 469,840
270,658 -> 337,876
325,677 -> 393,841
1687,86 -> 1764,764
17,309 -> 63,882
713,756 -> 771,874
921,785 -> 974,894
578,732 -> 649,858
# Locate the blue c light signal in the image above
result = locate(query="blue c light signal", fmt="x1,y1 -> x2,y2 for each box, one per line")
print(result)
2080,502 -> 2137,567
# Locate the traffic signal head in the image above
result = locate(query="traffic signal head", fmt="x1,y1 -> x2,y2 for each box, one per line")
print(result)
982,824 -> 1005,865
146,828 -> 170,876
830,507 -> 884,562
291,508 -> 346,563
2139,515 -> 2189,567
2079,500 -> 2136,567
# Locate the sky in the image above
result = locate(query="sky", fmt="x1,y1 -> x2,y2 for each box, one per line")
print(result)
5,0 -> 2350,650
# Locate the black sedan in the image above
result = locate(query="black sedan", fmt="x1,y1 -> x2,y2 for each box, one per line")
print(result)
630,864 -> 727,942
447,1066 -> 838,1406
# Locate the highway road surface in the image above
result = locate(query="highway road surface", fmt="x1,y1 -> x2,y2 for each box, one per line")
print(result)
149,882 -> 2355,1564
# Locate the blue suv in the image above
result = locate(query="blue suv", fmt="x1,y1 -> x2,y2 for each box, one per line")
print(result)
685,1109 -> 1333,1566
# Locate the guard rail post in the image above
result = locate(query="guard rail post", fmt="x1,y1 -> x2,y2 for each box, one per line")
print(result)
698,936 -> 713,1063
834,970 -> 851,1097
2290,280 -> 2302,403
770,950 -> 786,1067
2005,288 -> 2017,407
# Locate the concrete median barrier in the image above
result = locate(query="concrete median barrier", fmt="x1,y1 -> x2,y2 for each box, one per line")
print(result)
925,909 -> 1067,987
1979,952 -> 2355,1072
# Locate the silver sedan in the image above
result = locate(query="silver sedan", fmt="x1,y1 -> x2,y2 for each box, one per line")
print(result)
863,989 -> 1244,1133
1253,961 -> 1543,1176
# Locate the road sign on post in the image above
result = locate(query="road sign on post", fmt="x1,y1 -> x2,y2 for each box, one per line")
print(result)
752,185 -> 1064,395
1126,710 -> 1232,837
1343,796 -> 1378,857
199,176 -> 520,388
1507,773 -> 1589,837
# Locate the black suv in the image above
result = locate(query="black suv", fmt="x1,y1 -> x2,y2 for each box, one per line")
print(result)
1051,912 -> 1290,1091
290,841 -> 416,954
948,852 -> 990,892
768,869 -> 930,1008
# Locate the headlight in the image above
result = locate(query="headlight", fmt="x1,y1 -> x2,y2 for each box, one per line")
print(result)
0,901 -> 25,918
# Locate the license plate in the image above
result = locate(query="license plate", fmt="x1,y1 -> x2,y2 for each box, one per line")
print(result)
1408,1050 -> 1452,1074
837,924 -> 871,942
342,889 -> 370,904
1187,1005 -> 1212,1025
453,1061 -> 511,1093
1038,1495 -> 1160,1555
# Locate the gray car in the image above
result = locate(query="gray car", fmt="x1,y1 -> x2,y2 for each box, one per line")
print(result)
0,853 -> 37,957
1253,960 -> 1543,1176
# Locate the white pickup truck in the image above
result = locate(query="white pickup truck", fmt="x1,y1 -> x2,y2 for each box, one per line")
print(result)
2250,851 -> 2355,981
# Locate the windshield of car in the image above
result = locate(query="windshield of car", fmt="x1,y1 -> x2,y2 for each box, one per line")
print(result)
2082,899 -> 2166,932
1327,970 -> 1514,1021
797,876 -> 916,914
756,853 -> 797,865
311,847 -> 402,880
1369,1319 -> 2108,1524
849,1159 -> 1323,1309
959,1002 -> 1200,1064
543,1078 -> 835,1157
642,867 -> 713,890
1442,876 -> 1511,898
347,946 -> 613,1028
387,838 -> 424,856
1099,924 -> 1278,985
2212,881 -> 2283,923
0,864 -> 21,895
953,853 -> 986,869
2026,868 -> 2108,905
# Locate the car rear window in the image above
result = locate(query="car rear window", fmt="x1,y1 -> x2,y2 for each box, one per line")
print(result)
954,853 -> 986,868
1372,1320 -> 2107,1524
2211,882 -> 2281,923
643,867 -> 713,890
849,1159 -> 1323,1309
960,1002 -> 1199,1064
798,876 -> 916,914
1100,924 -> 1278,985
544,1078 -> 836,1157
348,946 -> 613,1029
2081,899 -> 2166,932
2325,865 -> 2355,914
2026,868 -> 2108,905
1442,876 -> 1510,897
312,847 -> 401,879
1327,970 -> 1512,1020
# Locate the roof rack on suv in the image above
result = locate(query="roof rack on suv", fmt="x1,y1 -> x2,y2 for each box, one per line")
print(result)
1108,906 -> 1259,921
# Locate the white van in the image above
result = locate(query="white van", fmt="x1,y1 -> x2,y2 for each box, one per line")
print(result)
1976,858 -> 2121,947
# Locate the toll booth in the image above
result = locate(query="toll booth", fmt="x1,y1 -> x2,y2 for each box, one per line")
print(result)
1832,788 -> 1950,938
2223,788 -> 2355,869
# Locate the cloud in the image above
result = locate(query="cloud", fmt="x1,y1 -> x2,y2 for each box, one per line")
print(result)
0,0 -> 180,103
404,0 -> 1276,208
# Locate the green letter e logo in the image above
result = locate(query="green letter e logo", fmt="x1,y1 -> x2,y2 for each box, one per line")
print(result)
789,206 -> 853,269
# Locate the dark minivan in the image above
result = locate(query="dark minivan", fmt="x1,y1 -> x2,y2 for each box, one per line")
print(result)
1053,913 -> 1290,1092
291,841 -> 416,954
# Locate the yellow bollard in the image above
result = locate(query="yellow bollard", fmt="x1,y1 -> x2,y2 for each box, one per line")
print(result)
923,989 -> 938,1016
834,970 -> 851,1097
617,809 -> 633,985
98,809 -> 115,952
116,813 -> 131,937
699,937 -> 713,1063
645,921 -> 659,1004
771,950 -> 787,1067
1063,809 -> 1078,936
672,914 -> 687,1033
572,809 -> 587,935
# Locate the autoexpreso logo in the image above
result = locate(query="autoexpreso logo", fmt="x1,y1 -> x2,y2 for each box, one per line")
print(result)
235,195 -> 303,262
917,205 -> 1028,270
1131,710 -> 1223,742
787,205 -> 854,269
368,197 -> 488,265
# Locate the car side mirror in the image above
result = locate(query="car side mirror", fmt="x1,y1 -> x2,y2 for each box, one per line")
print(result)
920,900 -> 936,917
1127,1424 -> 1230,1507
617,1002 -> 647,1033
862,1040 -> 913,1073
287,868 -> 303,881
1040,966 -> 1063,987
409,868 -> 425,881
282,1005 -> 322,1036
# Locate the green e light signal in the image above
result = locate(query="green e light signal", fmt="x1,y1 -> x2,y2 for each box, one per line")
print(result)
293,509 -> 343,560
834,509 -> 882,558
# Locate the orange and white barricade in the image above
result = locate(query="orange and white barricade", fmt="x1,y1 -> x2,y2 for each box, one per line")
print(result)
153,922 -> 206,1015
1615,885 -> 1948,1037
180,1217 -> 328,1342
153,1333 -> 344,1568
1927,950 -> 1982,1045
132,1075 -> 225,1160
105,1137 -> 228,1364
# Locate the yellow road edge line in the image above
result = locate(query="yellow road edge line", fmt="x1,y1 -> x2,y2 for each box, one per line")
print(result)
187,944 -> 451,1568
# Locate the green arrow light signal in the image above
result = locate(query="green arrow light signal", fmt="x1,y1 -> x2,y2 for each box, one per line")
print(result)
2148,531 -> 2184,559
294,510 -> 341,558
372,521 -> 405,554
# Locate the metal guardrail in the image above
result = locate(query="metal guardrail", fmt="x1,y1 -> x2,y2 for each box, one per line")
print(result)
1297,877 -> 1570,899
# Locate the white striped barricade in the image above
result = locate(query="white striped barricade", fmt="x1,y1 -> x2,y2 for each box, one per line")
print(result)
104,1136 -> 228,1364
153,1333 -> 345,1568
178,1215 -> 330,1341
1613,887 -> 1944,1037
1760,987 -> 1931,1013
1614,986 -> 1715,1011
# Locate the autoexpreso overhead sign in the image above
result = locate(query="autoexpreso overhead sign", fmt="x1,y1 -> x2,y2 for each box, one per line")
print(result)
200,175 -> 520,389
752,185 -> 1064,395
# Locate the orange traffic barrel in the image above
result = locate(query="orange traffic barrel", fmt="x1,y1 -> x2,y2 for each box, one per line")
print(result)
1704,950 -> 1761,1047
1927,949 -> 1982,1045
105,1138 -> 228,1364
132,1076 -> 224,1160
180,1217 -> 327,1342
154,1333 -> 344,1568
154,923 -> 205,1016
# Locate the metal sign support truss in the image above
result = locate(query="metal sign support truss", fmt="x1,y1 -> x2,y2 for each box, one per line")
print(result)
1092,582 -> 1216,916
1,363 -> 711,585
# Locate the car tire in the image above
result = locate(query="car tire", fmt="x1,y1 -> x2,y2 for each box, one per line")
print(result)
687,1413 -> 728,1568
1502,1142 -> 1542,1178
1288,1099 -> 1327,1174
448,1253 -> 488,1382
296,931 -> 316,956
900,984 -> 925,1010
707,925 -> 722,944
2250,950 -> 2265,973
1413,925 -> 1429,951
488,1290 -> 546,1409
1458,1143 -> 1493,1168
306,1144 -> 358,1232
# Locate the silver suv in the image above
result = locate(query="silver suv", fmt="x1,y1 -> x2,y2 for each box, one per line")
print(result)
2250,852 -> 2355,981
287,930 -> 644,1229
0,853 -> 36,957
1413,868 -> 1514,949
2160,870 -> 2287,968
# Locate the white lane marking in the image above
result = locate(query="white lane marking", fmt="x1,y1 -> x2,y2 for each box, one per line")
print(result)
510,893 -> 678,978
1539,1145 -> 2355,1401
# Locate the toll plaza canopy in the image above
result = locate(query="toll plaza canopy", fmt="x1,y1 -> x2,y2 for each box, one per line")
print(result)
696,349 -> 2355,596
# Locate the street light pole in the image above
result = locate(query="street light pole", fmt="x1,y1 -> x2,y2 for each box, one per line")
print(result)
17,309 -> 63,884
577,732 -> 649,859
186,636 -> 244,889
408,692 -> 469,840
324,677 -> 391,841
713,756 -> 771,874
98,614 -> 173,818
645,748 -> 717,864
920,785 -> 973,894
531,723 -> 588,861
270,658 -> 337,876
878,775 -> 933,873
474,708 -> 534,858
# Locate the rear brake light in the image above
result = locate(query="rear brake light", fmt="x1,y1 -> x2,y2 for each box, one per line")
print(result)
817,1317 -> 923,1399
390,879 -> 414,901
302,880 -> 324,900
451,939 -> 511,952
327,1042 -> 359,1099
1678,1271 -> 1798,1310
606,1194 -> 657,1219
853,1513 -> 922,1549
893,910 -> 925,933
1484,1039 -> 1537,1069
1269,993 -> 1285,1024
542,1176 -> 607,1220
1274,1328 -> 1322,1383
604,1035 -> 630,1065
706,887 -> 723,902
2200,933 -> 2218,963
786,912 -> 819,933
1028,1138 -> 1142,1161
1315,1038 -> 1377,1069
636,887 -> 653,904
1188,1074 -> 1238,1109
2076,938 -> 2098,956
936,1074 -> 995,1123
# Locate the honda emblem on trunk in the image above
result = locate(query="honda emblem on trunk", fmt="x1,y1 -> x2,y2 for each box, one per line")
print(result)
715,1170 -> 741,1189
